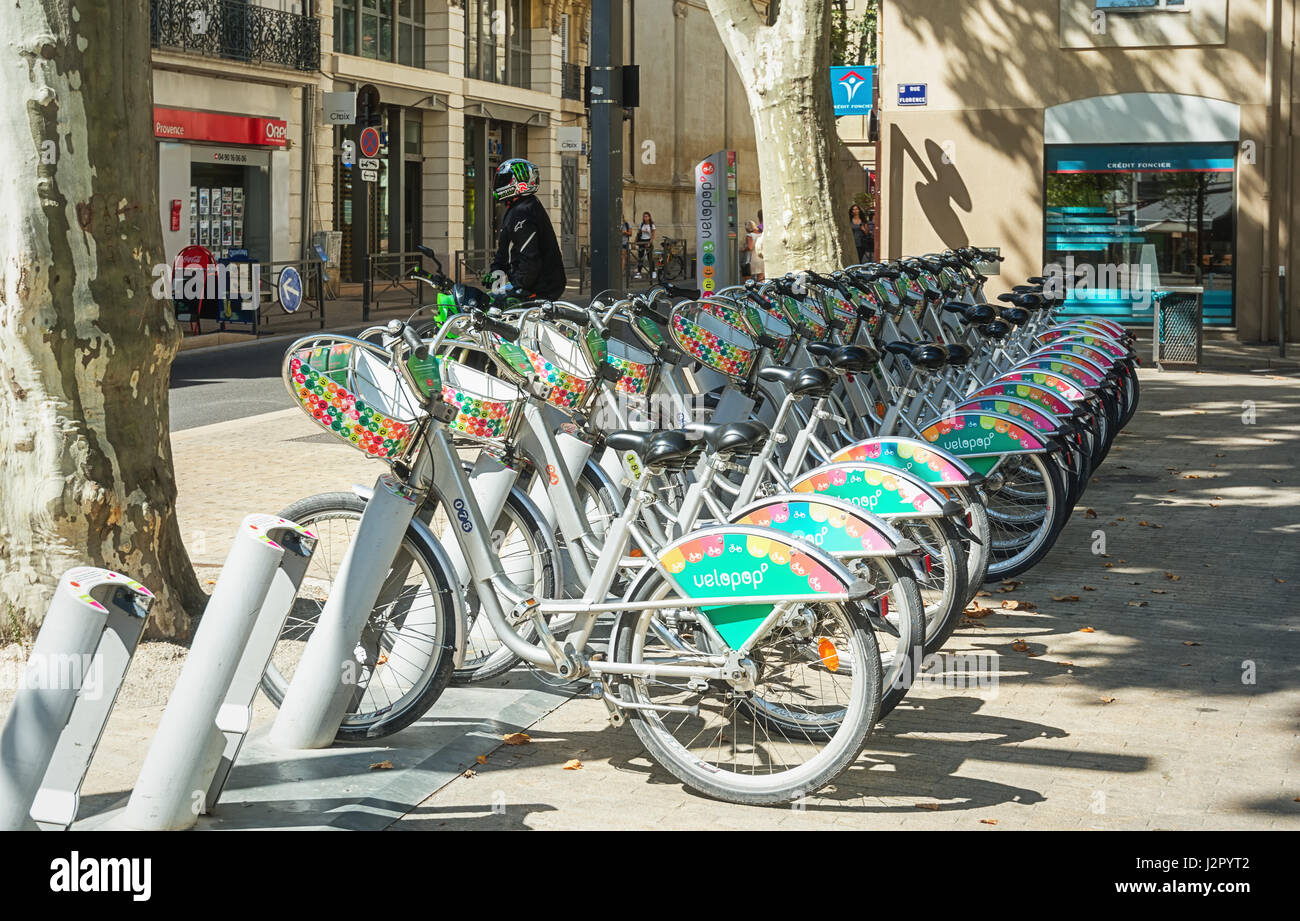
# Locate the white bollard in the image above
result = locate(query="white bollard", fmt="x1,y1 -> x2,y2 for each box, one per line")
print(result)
120,516 -> 291,830
0,569 -> 153,831
269,473 -> 419,750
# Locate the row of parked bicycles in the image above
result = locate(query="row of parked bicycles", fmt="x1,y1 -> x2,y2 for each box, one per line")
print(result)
268,243 -> 1139,805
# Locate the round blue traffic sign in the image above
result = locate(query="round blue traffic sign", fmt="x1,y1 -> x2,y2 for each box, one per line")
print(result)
278,266 -> 304,313
359,126 -> 381,159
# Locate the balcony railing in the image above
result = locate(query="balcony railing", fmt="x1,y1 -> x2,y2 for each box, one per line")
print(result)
150,0 -> 321,72
562,62 -> 582,101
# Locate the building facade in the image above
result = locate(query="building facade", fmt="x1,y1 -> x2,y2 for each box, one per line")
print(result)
149,0 -> 762,291
875,0 -> 1300,343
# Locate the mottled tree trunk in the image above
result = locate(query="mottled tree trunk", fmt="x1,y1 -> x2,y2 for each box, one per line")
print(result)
706,0 -> 854,273
0,1 -> 204,637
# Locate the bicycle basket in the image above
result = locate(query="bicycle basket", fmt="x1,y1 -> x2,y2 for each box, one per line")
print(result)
605,336 -> 657,398
493,317 -> 602,411
820,288 -> 861,341
284,336 -> 421,462
439,357 -> 525,442
775,289 -> 829,340
669,300 -> 758,378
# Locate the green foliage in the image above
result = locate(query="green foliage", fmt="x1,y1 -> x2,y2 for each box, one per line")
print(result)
831,1 -> 878,67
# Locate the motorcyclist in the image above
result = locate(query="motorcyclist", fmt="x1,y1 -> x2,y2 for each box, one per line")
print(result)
486,158 -> 567,301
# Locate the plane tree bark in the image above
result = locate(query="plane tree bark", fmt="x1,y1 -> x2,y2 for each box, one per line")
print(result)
0,1 -> 204,637
705,0 -> 855,273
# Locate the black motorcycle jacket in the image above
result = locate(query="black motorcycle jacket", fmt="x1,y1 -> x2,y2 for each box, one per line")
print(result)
490,195 -> 567,300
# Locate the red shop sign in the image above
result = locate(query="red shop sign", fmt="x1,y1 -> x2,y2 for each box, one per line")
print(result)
153,106 -> 289,148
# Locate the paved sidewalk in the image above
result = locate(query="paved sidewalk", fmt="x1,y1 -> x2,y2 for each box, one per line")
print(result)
392,366 -> 1300,830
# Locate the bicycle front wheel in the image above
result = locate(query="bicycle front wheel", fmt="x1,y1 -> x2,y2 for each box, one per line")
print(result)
610,574 -> 880,805
262,492 -> 460,741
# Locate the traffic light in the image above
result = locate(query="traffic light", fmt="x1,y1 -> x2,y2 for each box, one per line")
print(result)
356,84 -> 382,128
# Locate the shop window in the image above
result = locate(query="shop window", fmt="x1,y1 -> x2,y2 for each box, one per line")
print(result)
339,0 -> 424,66
1045,142 -> 1235,325
465,0 -> 531,88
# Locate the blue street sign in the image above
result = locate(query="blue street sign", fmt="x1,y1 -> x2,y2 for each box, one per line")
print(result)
278,266 -> 304,313
898,83 -> 928,106
830,66 -> 875,116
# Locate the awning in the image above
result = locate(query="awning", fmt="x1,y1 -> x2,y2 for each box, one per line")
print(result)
463,100 -> 549,127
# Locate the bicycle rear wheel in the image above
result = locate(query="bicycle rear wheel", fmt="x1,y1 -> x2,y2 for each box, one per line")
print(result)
611,574 -> 880,805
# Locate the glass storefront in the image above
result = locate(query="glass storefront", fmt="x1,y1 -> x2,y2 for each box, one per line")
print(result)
1045,142 -> 1236,325
464,117 -> 528,254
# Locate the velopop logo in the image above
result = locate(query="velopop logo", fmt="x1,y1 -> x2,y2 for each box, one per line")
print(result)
50,852 -> 151,901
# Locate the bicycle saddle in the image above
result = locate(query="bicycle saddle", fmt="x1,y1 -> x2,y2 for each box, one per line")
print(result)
605,429 -> 700,468
978,319 -> 1012,340
998,306 -> 1030,326
757,365 -> 836,396
686,421 -> 769,455
941,301 -> 970,314
826,343 -> 880,372
943,343 -> 973,366
908,343 -> 949,371
959,304 -> 996,324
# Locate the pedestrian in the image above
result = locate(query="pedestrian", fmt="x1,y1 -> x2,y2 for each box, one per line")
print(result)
620,214 -> 632,274
757,209 -> 764,232
849,203 -> 870,263
866,210 -> 876,258
750,223 -> 765,282
633,211 -> 656,278
740,220 -> 757,281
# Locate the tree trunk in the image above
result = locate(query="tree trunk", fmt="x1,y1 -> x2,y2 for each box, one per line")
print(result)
0,1 -> 204,638
706,0 -> 854,274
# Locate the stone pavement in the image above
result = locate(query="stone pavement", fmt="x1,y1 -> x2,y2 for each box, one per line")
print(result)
391,366 -> 1300,830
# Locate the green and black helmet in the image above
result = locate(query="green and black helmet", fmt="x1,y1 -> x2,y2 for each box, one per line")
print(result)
493,158 -> 540,202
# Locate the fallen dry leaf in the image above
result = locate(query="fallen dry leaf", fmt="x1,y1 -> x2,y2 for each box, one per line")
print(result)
1151,589 -> 1169,594
1083,585 -> 1097,591
1103,562 -> 1115,568
562,759 -> 583,771
1117,516 -> 1126,521
1167,488 -> 1177,493
462,769 -> 477,778
979,819 -> 999,826
1000,579 -> 1023,588
1080,626 -> 1096,633
1138,521 -> 1150,527
1183,641 -> 1202,647
1100,696 -> 1116,704
1011,639 -> 1030,652
369,760 -> 394,770
1084,508 -> 1097,519
977,590 -> 993,597
1001,599 -> 1026,610
503,732 -> 531,746
964,608 -> 989,619
476,755 -> 488,765
1165,572 -> 1181,582
1026,652 -> 1043,658
915,803 -> 940,811
1277,578 -> 1288,584
1052,594 -> 1081,602
1128,601 -> 1149,607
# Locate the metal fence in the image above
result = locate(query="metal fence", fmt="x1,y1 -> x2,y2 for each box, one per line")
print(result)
364,250 -> 429,319
1153,286 -> 1203,370
150,0 -> 321,72
454,248 -> 497,285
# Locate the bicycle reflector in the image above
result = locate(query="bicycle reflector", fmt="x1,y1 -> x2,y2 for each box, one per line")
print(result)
817,637 -> 840,672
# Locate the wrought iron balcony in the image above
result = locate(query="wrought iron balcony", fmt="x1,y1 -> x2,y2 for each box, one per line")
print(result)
561,62 -> 582,102
150,0 -> 321,73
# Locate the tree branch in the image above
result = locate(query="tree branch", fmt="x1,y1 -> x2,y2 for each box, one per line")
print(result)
703,0 -> 763,73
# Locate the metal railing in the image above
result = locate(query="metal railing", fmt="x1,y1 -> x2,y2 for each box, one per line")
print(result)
364,250 -> 431,319
150,0 -> 321,72
454,248 -> 496,285
562,62 -> 583,101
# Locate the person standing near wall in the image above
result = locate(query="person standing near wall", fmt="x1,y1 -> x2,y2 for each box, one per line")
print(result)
740,219 -> 757,280
849,203 -> 870,263
749,221 -> 765,281
634,211 -> 656,278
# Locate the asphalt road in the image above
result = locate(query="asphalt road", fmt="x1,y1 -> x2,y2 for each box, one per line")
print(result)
169,336 -> 299,431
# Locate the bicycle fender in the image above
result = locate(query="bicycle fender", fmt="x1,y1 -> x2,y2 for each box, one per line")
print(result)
788,462 -> 951,519
916,410 -> 1050,476
638,524 -> 868,652
729,493 -> 916,559
831,436 -> 979,487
